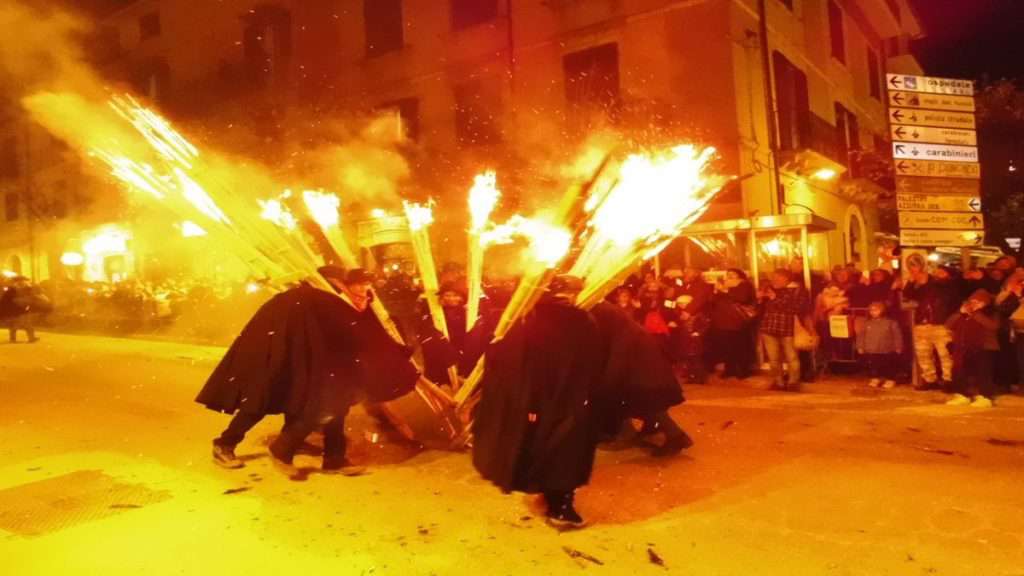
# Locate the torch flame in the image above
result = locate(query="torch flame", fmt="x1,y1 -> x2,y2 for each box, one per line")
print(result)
481,215 -> 571,268
403,201 -> 435,232
258,198 -> 297,230
468,171 -> 500,232
180,221 -> 208,238
302,190 -> 341,230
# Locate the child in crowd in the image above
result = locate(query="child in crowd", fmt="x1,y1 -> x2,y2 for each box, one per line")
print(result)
856,301 -> 903,389
945,289 -> 1000,408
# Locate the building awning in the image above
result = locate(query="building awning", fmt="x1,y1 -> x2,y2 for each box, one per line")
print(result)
683,213 -> 837,236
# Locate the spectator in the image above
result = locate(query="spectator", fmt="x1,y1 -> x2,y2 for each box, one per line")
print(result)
856,301 -> 903,389
670,267 -> 713,384
759,269 -> 811,391
709,269 -> 757,379
945,289 -> 1000,408
903,266 -> 960,390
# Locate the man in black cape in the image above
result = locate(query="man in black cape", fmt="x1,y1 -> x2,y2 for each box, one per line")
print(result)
196,267 -> 418,476
415,282 -> 468,386
590,300 -> 692,457
471,275 -> 602,529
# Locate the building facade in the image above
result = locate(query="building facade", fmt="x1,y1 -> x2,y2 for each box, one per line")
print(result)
6,0 -> 926,280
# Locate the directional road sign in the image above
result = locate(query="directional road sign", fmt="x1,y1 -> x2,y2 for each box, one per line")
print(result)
900,229 -> 984,247
889,108 -> 976,130
893,142 -> 978,163
886,74 -> 975,97
898,211 -> 985,230
889,125 -> 977,146
894,159 -> 981,179
897,193 -> 982,213
896,176 -> 980,196
888,91 -> 976,112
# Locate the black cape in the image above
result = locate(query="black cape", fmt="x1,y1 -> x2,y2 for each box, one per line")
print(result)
590,302 -> 684,432
472,299 -> 603,494
195,284 -> 417,420
415,304 -> 467,385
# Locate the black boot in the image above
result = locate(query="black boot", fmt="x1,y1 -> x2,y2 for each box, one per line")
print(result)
544,491 -> 586,530
652,430 -> 694,458
211,442 -> 244,469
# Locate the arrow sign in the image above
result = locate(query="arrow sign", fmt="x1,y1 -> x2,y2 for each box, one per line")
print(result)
893,142 -> 978,163
894,159 -> 981,179
889,125 -> 977,146
888,91 -> 976,112
897,193 -> 982,213
900,229 -> 985,247
898,211 -> 985,230
896,177 -> 980,196
886,74 -> 975,96
889,107 -> 976,130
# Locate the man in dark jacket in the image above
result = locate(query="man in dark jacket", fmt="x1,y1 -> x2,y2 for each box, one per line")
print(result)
903,267 -> 960,389
416,282 -> 468,386
1,276 -> 47,343
471,275 -> 602,530
591,301 -> 692,457
196,267 -> 417,476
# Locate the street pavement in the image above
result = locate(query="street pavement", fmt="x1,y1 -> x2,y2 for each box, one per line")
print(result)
2,332 -> 1023,575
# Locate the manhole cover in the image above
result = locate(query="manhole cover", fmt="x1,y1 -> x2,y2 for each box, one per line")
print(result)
0,470 -> 171,537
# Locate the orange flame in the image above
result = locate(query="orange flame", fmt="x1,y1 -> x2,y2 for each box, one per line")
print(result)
468,171 -> 500,232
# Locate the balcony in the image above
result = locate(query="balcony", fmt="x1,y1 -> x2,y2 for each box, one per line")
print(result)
778,113 -> 847,181
857,0 -> 902,39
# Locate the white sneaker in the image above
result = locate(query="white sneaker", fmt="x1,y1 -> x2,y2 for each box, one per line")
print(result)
882,380 -> 896,389
868,378 -> 881,388
945,393 -> 971,406
970,395 -> 994,408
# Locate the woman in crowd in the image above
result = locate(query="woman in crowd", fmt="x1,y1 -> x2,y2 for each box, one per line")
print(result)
708,269 -> 757,379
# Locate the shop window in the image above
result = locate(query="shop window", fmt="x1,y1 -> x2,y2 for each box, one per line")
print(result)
139,12 -> 160,40
773,51 -> 810,151
828,0 -> 845,64
365,0 -> 403,57
454,80 -> 501,146
452,0 -> 498,29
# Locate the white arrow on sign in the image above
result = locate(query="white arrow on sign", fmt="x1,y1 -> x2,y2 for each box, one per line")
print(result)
890,125 -> 977,146
893,142 -> 978,163
886,74 -> 975,96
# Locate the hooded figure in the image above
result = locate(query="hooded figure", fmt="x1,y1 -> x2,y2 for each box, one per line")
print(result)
590,301 -> 690,456
471,275 -> 602,530
196,267 -> 418,474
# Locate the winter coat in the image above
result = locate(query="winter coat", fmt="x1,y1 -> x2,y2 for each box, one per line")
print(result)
855,317 -> 903,355
710,281 -> 756,332
472,299 -> 603,494
946,307 -> 1000,352
415,303 -> 468,385
590,302 -> 683,432
904,278 -> 960,325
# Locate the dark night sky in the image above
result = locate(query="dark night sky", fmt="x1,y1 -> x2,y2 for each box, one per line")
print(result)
910,0 -> 1024,82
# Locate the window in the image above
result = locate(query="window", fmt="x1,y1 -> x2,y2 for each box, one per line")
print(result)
243,7 -> 292,85
885,0 -> 900,22
835,102 -> 860,154
1,136 -> 18,179
773,51 -> 810,151
564,43 -> 621,111
779,0 -> 794,9
867,49 -> 881,99
828,0 -> 845,63
377,98 -> 420,141
454,80 -> 501,146
452,0 -> 498,30
139,12 -> 160,40
365,0 -> 403,56
5,192 -> 18,222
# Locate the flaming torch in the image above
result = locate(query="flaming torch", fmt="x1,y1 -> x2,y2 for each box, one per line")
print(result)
466,171 -> 500,331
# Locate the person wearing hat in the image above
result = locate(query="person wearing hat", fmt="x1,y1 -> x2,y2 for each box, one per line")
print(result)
415,281 -> 468,386
945,289 -> 1000,407
197,267 -> 417,476
472,274 -> 603,530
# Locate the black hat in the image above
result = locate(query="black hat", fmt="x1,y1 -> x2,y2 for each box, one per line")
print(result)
345,268 -> 375,285
548,274 -> 584,294
317,265 -> 347,283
